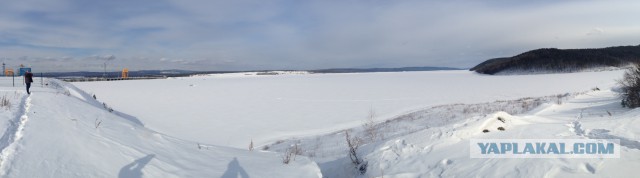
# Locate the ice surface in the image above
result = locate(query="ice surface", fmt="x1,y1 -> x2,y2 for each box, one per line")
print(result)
75,70 -> 625,148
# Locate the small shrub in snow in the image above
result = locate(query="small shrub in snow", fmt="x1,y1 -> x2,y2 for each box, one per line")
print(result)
282,144 -> 300,164
362,109 -> 380,142
497,117 -> 505,123
345,130 -> 367,174
556,94 -> 564,105
94,118 -> 102,129
1,95 -> 10,109
102,102 -> 114,112
482,129 -> 490,133
262,145 -> 270,150
497,127 -> 505,131
196,143 -> 210,150
619,63 -> 640,108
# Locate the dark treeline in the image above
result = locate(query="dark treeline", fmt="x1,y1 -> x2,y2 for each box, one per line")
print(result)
40,70 -> 210,78
36,66 -> 462,79
310,66 -> 460,73
470,45 -> 640,74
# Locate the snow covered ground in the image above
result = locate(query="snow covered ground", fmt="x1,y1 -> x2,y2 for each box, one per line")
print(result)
75,70 -> 624,148
269,87 -> 640,177
0,77 -> 321,177
2,69 -> 637,177
361,87 -> 640,178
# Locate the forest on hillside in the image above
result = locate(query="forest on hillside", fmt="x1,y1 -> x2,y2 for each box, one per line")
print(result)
471,45 -> 640,74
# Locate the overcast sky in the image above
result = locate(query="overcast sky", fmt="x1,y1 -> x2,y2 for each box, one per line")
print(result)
1,0 -> 639,72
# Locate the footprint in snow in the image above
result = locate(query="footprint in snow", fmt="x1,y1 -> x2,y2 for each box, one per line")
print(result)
583,163 -> 596,174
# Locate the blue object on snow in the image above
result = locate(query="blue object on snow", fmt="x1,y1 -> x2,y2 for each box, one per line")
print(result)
19,68 -> 31,76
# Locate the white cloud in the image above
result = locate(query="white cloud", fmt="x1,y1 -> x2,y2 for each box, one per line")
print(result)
586,28 -> 605,36
1,0 -> 640,71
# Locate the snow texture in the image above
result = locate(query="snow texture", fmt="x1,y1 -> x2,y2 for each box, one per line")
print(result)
2,69 -> 639,177
0,77 -> 321,177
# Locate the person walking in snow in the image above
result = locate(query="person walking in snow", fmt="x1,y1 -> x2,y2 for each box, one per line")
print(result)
25,71 -> 33,94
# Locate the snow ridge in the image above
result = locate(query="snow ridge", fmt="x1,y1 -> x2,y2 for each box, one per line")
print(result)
0,95 -> 31,175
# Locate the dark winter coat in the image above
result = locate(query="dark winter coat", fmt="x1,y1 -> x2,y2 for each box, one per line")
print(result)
25,72 -> 34,83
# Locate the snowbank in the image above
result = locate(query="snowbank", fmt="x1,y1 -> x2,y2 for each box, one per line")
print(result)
273,88 -> 640,177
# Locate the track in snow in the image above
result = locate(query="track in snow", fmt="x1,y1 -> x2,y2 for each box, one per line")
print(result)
0,94 -> 31,175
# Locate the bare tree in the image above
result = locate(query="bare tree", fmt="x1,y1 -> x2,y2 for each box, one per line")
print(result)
249,139 -> 254,151
362,108 -> 379,142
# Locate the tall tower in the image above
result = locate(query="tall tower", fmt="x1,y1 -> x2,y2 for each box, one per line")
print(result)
2,63 -> 5,77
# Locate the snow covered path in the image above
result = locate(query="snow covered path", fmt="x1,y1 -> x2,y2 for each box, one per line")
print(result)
0,95 -> 30,175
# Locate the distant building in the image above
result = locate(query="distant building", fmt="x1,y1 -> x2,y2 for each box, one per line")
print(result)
4,69 -> 14,76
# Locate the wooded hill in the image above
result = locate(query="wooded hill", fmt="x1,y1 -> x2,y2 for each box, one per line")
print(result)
470,45 -> 640,74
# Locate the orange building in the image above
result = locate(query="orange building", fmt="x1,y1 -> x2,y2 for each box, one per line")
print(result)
4,69 -> 14,76
122,68 -> 129,79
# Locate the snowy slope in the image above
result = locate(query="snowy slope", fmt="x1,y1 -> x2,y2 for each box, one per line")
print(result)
74,70 -> 625,148
269,86 -> 640,177
356,88 -> 640,178
0,78 -> 321,178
